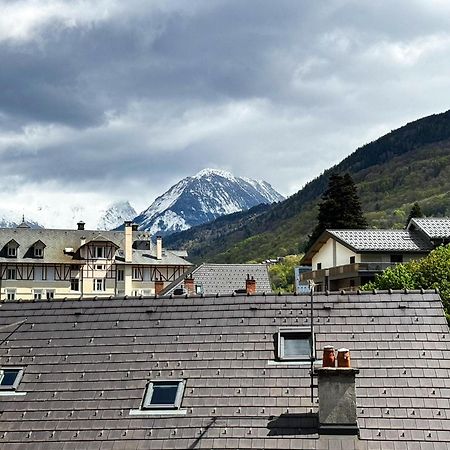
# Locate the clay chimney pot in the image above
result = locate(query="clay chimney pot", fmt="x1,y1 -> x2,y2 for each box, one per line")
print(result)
322,345 -> 335,367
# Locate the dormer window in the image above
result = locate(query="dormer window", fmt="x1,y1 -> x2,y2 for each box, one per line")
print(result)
34,247 -> 43,257
7,247 -> 17,257
95,247 -> 104,258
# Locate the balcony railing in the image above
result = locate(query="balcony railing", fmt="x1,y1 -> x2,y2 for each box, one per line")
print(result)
300,262 -> 396,282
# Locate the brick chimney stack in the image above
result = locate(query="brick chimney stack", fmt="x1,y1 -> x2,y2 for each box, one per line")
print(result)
77,221 -> 85,231
124,221 -> 133,263
184,275 -> 195,295
245,274 -> 256,294
155,279 -> 164,296
316,347 -> 359,435
156,236 -> 163,261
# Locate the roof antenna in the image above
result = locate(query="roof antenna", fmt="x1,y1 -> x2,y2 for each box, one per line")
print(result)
309,280 -> 316,404
0,319 -> 27,346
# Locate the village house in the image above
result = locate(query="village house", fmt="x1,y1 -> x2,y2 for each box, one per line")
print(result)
301,217 -> 450,292
0,221 -> 191,301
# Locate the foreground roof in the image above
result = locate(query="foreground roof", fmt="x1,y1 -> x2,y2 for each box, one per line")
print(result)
161,263 -> 272,295
0,291 -> 449,449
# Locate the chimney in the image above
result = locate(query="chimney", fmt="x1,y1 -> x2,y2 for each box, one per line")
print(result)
80,236 -> 86,247
316,347 -> 359,435
245,274 -> 256,294
124,221 -> 133,263
77,221 -> 85,231
155,279 -> 164,296
156,236 -> 163,260
184,275 -> 195,295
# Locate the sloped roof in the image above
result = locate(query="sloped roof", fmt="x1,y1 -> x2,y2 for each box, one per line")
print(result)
0,291 -> 449,448
328,229 -> 433,252
408,217 -> 450,239
0,227 -> 190,266
161,263 -> 272,295
301,228 -> 433,265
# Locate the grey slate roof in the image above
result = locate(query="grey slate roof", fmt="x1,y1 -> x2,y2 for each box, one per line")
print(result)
408,217 -> 450,239
0,227 -> 191,267
161,263 -> 272,295
0,291 -> 449,449
328,229 -> 433,252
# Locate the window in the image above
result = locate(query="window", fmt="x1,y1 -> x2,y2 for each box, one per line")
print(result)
95,247 -> 104,258
46,290 -> 55,300
117,269 -> 124,281
132,267 -> 142,280
0,367 -> 24,390
70,278 -> 80,291
6,289 -> 16,301
316,263 -> 322,270
33,289 -> 42,300
7,246 -> 17,257
34,247 -> 43,258
95,265 -> 105,270
349,256 -> 356,264
93,278 -> 105,291
142,380 -> 185,409
390,254 -> 403,264
6,268 -> 16,280
278,327 -> 313,361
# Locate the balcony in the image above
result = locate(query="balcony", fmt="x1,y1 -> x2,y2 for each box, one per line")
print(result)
300,262 -> 395,283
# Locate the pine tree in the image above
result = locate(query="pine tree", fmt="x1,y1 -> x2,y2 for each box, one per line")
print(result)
307,173 -> 367,248
405,202 -> 423,227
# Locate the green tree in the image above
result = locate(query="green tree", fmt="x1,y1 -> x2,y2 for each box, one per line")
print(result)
268,255 -> 302,293
405,202 -> 424,227
363,244 -> 450,320
307,173 -> 367,248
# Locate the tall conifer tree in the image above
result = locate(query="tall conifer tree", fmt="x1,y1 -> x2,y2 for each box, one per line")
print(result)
405,202 -> 423,227
307,173 -> 367,249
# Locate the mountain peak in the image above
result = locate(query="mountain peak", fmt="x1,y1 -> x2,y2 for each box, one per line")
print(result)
132,169 -> 284,236
193,168 -> 236,180
97,200 -> 137,230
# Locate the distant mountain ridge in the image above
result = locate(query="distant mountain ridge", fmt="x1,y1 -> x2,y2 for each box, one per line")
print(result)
165,110 -> 450,263
131,168 -> 284,236
97,201 -> 137,230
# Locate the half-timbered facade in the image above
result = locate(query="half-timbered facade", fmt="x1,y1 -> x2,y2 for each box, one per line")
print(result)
0,222 -> 191,301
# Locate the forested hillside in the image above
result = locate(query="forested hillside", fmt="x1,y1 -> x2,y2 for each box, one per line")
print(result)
165,110 -> 450,263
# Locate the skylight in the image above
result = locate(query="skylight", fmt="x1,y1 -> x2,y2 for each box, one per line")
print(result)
142,380 -> 185,409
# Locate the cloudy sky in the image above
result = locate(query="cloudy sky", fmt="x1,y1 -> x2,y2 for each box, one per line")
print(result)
1,0 -> 450,227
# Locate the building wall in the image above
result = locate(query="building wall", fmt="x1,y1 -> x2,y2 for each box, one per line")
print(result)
312,238 -> 359,269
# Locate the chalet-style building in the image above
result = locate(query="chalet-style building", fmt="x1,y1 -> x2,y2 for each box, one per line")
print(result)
160,263 -> 273,296
0,290 -> 449,448
0,221 -> 191,301
301,217 -> 450,292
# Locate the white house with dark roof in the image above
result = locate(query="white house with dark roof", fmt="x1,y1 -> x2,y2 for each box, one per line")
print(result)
301,217 -> 450,292
0,221 -> 191,301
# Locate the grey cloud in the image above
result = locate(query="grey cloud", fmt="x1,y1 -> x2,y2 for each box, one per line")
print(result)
1,0 -> 450,212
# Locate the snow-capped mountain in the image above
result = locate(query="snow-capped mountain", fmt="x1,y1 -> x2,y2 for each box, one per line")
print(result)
97,201 -> 137,230
132,168 -> 285,236
0,208 -> 42,229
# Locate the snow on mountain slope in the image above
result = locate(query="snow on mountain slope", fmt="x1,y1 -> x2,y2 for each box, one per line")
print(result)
133,168 -> 285,236
97,201 -> 137,230
0,208 -> 42,228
